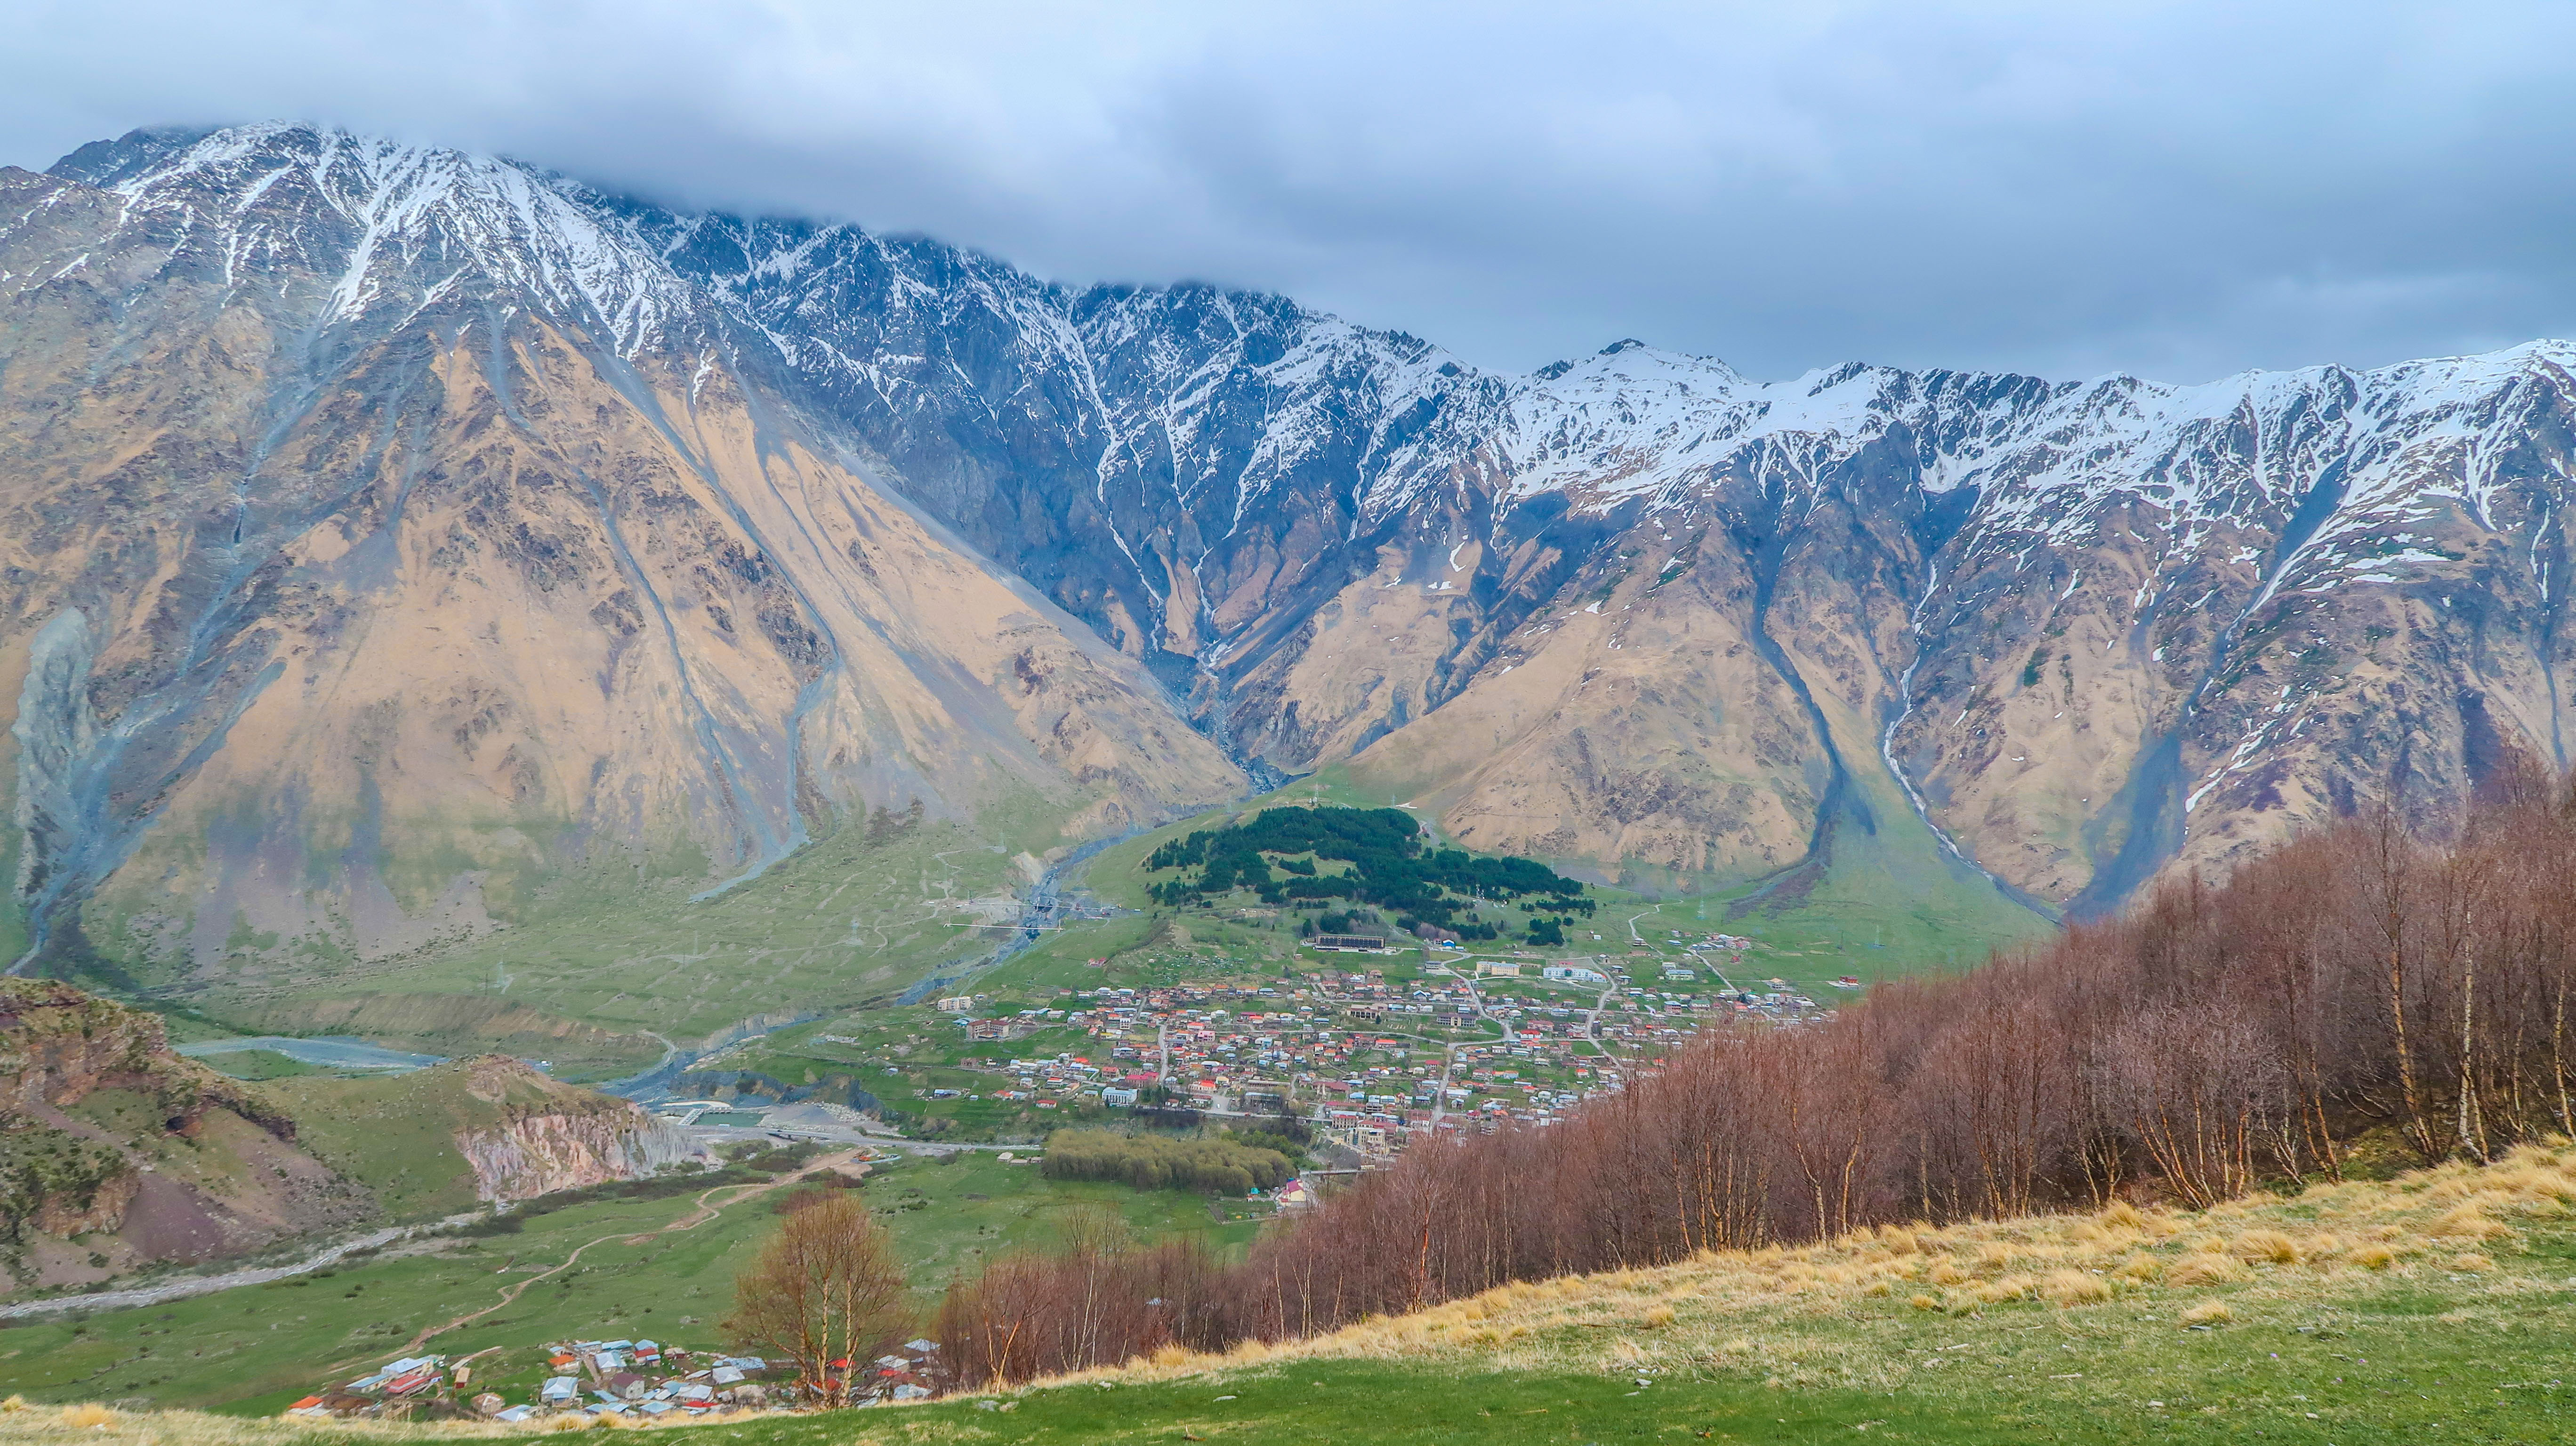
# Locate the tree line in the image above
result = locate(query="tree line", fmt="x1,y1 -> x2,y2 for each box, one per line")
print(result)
926,759 -> 2576,1387
1039,1129 -> 1296,1195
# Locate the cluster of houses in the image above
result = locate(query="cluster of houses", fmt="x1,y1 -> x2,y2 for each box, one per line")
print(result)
283,1340 -> 786,1422
936,995 -> 1068,1044
852,1341 -> 947,1402
281,1333 -> 967,1420
523,1339 -> 784,1418
284,1355 -> 458,1417
1650,932 -> 1846,1021
927,940 -> 1836,1160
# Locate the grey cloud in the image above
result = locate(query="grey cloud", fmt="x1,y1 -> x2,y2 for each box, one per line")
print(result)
5,0 -> 2573,382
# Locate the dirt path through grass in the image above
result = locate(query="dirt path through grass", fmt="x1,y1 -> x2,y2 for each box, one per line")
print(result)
386,1149 -> 866,1358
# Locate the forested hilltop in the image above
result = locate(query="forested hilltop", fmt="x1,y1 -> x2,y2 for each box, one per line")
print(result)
1144,807 -> 1594,943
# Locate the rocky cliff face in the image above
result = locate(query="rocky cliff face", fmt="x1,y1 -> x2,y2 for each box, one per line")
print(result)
5,120 -> 2573,971
446,1055 -> 705,1201
0,980 -> 368,1294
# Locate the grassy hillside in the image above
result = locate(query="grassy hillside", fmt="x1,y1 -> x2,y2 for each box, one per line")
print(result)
1067,769 -> 2048,1001
17,1142 -> 2576,1441
0,1149 -> 1270,1417
193,1050 -> 328,1083
257,1058 -> 652,1221
147,789 -> 1087,1081
905,1142 -> 2576,1443
0,1177 -> 782,1416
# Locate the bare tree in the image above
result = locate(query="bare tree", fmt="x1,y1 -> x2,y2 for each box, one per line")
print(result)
2360,803 -> 2437,1161
2099,1003 -> 2281,1208
726,1193 -> 911,1407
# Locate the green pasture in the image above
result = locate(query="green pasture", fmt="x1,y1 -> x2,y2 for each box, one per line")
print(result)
0,1151 -> 1272,1417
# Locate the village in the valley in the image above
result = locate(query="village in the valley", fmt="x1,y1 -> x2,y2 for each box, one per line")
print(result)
926,930 -> 1839,1166
269,923 -> 1858,1421
662,923 -> 1849,1172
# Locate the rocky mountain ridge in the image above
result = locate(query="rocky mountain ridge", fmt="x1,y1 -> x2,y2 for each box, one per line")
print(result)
8,121 -> 2575,984
543,127 -> 2576,910
1,124 -> 1246,987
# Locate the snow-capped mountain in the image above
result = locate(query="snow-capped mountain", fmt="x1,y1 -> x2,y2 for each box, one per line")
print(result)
8,121 -> 2574,990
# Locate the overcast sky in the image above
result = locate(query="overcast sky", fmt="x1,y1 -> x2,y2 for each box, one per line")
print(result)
6,1 -> 2573,383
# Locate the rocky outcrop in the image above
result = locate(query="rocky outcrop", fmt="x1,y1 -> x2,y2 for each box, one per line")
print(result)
0,978 -> 292,1142
445,1055 -> 708,1201
0,980 -> 368,1294
455,1105 -> 703,1202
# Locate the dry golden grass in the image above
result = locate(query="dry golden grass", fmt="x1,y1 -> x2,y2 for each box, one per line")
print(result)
2041,1269 -> 2112,1304
1018,1141 -> 2576,1404
2431,1203 -> 2510,1239
2231,1229 -> 2301,1263
0,1411 -> 525,1446
2164,1254 -> 2247,1286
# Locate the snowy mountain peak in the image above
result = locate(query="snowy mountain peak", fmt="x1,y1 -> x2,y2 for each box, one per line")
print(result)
18,121 -> 2576,921
57,123 -> 2568,571
51,123 -> 700,354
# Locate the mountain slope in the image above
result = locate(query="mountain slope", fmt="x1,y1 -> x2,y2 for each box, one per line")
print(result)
0,126 -> 1244,993
618,165 -> 2576,910
7,121 -> 2576,1000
